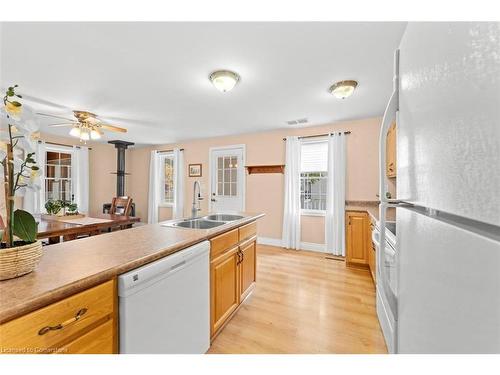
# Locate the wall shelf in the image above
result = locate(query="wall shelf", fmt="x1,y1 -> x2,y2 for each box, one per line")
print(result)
245,165 -> 285,175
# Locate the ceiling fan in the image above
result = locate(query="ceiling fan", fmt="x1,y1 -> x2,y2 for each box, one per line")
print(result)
37,110 -> 127,141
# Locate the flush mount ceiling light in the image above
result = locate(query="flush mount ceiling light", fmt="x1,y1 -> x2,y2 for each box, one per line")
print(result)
329,80 -> 358,99
209,70 -> 240,92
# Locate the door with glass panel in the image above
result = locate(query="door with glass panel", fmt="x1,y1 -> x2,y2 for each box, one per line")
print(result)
210,146 -> 245,213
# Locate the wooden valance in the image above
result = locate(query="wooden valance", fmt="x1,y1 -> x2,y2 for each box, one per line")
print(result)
245,165 -> 285,175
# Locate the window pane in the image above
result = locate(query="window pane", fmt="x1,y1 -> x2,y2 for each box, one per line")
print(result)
300,171 -> 327,211
231,182 -> 237,196
164,156 -> 174,203
224,157 -> 230,169
218,182 -> 223,195
60,153 -> 71,166
224,182 -> 230,196
301,142 -> 328,172
60,166 -> 70,178
44,150 -> 73,205
218,157 -> 223,169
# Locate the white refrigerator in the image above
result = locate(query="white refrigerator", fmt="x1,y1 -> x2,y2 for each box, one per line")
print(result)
377,22 -> 500,353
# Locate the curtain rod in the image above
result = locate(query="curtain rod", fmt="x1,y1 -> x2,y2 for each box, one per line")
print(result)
38,140 -> 92,150
157,148 -> 184,153
283,131 -> 351,141
282,131 -> 351,141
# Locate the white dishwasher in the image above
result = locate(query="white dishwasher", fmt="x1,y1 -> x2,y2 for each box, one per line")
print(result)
118,240 -> 210,354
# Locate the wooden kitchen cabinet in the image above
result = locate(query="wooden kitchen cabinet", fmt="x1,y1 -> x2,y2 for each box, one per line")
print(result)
209,221 -> 257,340
239,237 -> 257,301
210,246 -> 240,336
345,211 -> 370,268
0,279 -> 117,354
386,122 -> 397,178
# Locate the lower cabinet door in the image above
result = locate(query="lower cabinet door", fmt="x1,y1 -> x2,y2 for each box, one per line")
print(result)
239,239 -> 256,301
59,319 -> 115,354
346,212 -> 369,266
210,246 -> 240,337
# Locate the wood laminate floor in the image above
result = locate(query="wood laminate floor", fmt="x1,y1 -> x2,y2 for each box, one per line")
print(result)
208,244 -> 387,354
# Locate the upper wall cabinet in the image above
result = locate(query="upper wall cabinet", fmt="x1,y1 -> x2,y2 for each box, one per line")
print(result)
386,122 -> 397,178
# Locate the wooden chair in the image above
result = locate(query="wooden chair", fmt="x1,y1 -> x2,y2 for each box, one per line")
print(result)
108,196 -> 133,231
109,196 -> 133,216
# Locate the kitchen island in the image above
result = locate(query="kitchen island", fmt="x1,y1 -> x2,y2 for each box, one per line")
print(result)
0,212 -> 263,354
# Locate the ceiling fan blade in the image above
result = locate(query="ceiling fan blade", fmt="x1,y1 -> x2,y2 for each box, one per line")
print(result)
47,122 -> 78,126
100,124 -> 127,133
47,123 -> 78,127
37,112 -> 75,122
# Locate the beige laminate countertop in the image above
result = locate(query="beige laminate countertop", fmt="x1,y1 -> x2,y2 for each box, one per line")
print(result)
345,201 -> 396,222
0,212 -> 264,324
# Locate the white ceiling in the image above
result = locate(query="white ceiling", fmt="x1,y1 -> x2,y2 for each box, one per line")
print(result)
0,22 -> 406,145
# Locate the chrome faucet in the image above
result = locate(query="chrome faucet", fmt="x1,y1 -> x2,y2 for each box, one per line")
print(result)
191,181 -> 202,218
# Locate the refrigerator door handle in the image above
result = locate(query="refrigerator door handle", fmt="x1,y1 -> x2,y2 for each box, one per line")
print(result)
379,49 -> 399,204
378,90 -> 398,203
378,202 -> 398,317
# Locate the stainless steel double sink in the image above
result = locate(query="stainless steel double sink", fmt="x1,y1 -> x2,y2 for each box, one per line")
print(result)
163,214 -> 245,229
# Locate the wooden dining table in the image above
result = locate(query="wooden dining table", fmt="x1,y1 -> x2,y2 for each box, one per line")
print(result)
36,213 -> 141,244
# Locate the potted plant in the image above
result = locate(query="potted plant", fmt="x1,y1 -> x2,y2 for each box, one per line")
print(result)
44,199 -> 63,216
43,199 -> 81,220
0,85 -> 43,280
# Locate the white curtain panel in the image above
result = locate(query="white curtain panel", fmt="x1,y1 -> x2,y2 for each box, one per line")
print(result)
325,133 -> 347,256
147,150 -> 160,224
23,141 -> 45,214
282,136 -> 302,249
172,148 -> 185,219
72,146 -> 90,214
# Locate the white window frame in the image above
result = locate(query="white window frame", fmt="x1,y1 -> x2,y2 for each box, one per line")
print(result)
300,139 -> 328,217
43,145 -> 74,204
158,152 -> 175,208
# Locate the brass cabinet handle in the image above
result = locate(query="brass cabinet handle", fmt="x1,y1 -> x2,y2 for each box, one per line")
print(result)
38,308 -> 88,336
237,250 -> 243,265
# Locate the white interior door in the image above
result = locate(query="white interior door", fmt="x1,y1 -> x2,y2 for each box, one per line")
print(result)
210,145 -> 245,213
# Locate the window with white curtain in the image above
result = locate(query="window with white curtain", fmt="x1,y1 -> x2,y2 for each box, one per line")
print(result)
160,153 -> 175,206
300,140 -> 328,213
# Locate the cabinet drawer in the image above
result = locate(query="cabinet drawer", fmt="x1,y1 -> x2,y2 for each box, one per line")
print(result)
58,320 -> 114,354
210,228 -> 239,259
239,221 -> 257,242
0,280 -> 114,353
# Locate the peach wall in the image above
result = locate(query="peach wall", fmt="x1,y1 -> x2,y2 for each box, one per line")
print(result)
2,117 -> 382,244
128,117 -> 382,243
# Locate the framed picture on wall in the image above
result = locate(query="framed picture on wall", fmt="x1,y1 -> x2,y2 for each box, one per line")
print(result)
189,163 -> 202,177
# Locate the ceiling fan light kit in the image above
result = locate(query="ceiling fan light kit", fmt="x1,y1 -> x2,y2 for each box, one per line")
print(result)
69,126 -> 81,137
41,110 -> 127,143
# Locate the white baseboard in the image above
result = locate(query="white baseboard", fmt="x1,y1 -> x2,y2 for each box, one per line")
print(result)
300,241 -> 327,253
257,237 -> 327,253
257,236 -> 283,247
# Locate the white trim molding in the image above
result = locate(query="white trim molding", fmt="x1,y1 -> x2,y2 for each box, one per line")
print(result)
300,241 -> 327,253
257,236 -> 283,247
257,237 -> 327,253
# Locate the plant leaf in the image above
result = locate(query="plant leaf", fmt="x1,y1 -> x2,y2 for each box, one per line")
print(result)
13,209 -> 38,243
